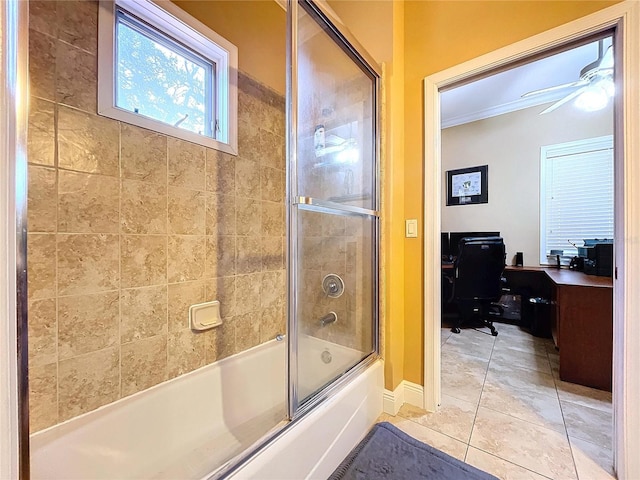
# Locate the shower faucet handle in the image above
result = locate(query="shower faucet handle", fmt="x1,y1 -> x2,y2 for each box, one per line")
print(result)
322,274 -> 344,298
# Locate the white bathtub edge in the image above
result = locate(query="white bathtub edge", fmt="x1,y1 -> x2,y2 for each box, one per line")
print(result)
227,359 -> 384,480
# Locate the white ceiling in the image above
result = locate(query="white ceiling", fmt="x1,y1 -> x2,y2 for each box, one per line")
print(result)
440,37 -> 613,128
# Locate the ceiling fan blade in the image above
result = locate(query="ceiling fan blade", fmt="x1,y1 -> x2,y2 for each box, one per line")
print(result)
598,45 -> 614,70
521,79 -> 588,98
539,86 -> 588,114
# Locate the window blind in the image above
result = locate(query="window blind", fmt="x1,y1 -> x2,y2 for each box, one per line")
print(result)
540,136 -> 614,263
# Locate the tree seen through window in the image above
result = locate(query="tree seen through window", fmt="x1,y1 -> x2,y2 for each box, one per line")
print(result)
116,16 -> 213,137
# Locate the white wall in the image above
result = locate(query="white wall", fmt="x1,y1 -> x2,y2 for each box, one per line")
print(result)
441,102 -> 612,266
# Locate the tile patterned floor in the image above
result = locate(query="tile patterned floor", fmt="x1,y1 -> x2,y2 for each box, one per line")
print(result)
379,322 -> 614,480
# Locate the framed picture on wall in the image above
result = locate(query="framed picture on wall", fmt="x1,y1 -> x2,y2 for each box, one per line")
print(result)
446,165 -> 488,206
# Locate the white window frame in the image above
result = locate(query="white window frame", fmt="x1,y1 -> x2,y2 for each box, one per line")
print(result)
97,0 -> 238,154
539,135 -> 614,264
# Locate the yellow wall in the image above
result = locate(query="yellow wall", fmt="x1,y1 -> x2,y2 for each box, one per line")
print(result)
383,1 -> 406,391
402,0 -> 621,384
173,1 -> 286,94
327,0 -> 394,64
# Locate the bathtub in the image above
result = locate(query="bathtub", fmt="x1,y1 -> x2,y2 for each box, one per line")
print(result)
30,336 -> 383,479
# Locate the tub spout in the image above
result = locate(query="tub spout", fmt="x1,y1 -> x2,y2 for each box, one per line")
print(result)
319,311 -> 337,327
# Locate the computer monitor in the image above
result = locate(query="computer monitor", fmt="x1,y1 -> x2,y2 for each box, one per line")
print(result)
449,231 -> 500,258
441,232 -> 450,260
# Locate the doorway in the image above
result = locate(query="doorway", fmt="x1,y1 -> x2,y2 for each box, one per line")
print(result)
423,3 -> 640,479
434,36 -> 615,479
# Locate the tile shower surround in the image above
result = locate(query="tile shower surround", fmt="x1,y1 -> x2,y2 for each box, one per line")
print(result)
26,0 -> 290,432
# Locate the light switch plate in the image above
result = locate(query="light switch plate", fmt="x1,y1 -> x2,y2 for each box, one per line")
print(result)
405,219 -> 418,238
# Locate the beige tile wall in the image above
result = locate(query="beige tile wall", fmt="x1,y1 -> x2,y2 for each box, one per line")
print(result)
26,0 -> 286,432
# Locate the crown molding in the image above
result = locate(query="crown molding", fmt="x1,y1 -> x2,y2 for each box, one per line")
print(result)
441,89 -> 570,129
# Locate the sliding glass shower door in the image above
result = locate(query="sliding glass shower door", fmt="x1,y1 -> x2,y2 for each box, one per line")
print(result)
287,0 -> 380,412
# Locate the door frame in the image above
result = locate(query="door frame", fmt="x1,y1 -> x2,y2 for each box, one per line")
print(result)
423,2 -> 640,478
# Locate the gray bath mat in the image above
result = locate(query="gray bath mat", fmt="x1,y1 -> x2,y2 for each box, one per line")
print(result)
329,422 -> 499,480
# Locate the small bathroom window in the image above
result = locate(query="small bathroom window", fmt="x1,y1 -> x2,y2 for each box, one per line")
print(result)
98,0 -> 238,154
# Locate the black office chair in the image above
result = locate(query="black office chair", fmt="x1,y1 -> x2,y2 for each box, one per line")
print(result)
450,237 -> 506,336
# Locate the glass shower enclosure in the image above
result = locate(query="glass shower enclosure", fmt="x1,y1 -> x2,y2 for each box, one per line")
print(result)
287,0 -> 380,414
19,0 -> 379,477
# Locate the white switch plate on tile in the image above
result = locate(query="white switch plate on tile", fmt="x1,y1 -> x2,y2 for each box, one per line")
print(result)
405,219 -> 418,238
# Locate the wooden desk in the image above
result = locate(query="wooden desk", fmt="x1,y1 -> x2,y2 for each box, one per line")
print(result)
504,267 -> 613,391
544,268 -> 613,288
545,269 -> 613,391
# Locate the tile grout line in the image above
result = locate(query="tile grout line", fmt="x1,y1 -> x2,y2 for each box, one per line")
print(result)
554,385 -> 613,413
395,410 -> 466,445
164,135 -> 170,381
118,122 -> 123,399
482,339 -> 566,429
54,79 -> 61,427
464,329 -> 497,455
549,340 -> 582,480
476,401 -> 566,434
467,326 -> 564,478
468,446 -> 556,480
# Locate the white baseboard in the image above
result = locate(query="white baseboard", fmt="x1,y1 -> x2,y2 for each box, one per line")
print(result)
404,381 -> 424,408
383,381 -> 424,415
383,382 -> 404,415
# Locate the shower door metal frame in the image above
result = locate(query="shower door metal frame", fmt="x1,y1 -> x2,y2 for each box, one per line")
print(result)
286,0 -> 382,420
1,0 -> 30,478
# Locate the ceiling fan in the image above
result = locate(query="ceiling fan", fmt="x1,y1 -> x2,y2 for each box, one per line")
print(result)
522,40 -> 614,114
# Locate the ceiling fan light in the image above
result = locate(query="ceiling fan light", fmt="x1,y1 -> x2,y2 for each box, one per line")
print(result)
574,85 -> 609,112
599,78 -> 615,98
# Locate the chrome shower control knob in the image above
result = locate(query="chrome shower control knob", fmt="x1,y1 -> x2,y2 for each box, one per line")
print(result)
322,274 -> 345,298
